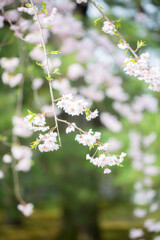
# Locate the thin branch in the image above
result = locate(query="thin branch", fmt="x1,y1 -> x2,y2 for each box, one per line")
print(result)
57,118 -> 86,134
11,158 -> 24,203
88,0 -> 138,59
30,0 -> 62,146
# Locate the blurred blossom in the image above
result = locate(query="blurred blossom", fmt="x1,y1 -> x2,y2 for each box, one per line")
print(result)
0,0 -> 14,8
52,78 -> 77,95
134,182 -> 143,191
43,58 -> 61,74
12,116 -> 32,138
52,13 -> 84,37
2,72 -> 22,87
60,37 -> 78,54
100,112 -> 122,132
143,154 -> 156,164
67,63 -> 84,81
41,105 -> 61,118
80,86 -> 104,102
5,10 -> 19,22
106,85 -> 129,101
108,137 -> 123,152
144,166 -> 159,176
132,94 -> 158,113
133,190 -> 156,205
32,78 -> 44,90
135,12 -> 147,23
29,47 -> 44,62
11,146 -> 32,172
143,177 -> 153,187
113,102 -> 143,123
133,208 -> 147,218
17,203 -> 34,217
0,15 -> 5,28
2,154 -> 12,163
150,203 -> 159,213
154,236 -> 160,240
0,57 -> 19,73
129,229 -> 144,239
76,38 -> 94,62
0,170 -> 4,179
143,132 -> 157,148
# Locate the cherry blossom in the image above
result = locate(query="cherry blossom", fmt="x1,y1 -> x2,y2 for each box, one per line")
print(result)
17,203 -> 34,217
0,170 -> 4,179
57,94 -> 88,116
38,132 -> 59,152
66,123 -> 76,134
102,21 -> 115,35
2,154 -> 12,163
75,129 -> 101,147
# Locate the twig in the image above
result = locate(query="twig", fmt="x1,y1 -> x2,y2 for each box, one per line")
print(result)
88,0 -> 138,59
30,0 -> 62,146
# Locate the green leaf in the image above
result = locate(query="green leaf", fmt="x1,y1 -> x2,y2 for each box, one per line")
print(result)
89,145 -> 94,150
85,108 -> 90,117
52,68 -> 61,75
42,1 -> 46,7
41,1 -> 48,15
48,50 -> 60,55
27,109 -> 34,115
30,138 -> 40,150
25,3 -> 32,8
137,40 -> 146,49
44,26 -> 52,30
36,61 -> 43,67
94,17 -> 102,26
122,58 -> 135,68
117,162 -> 123,167
27,109 -> 36,122
28,115 -> 36,122
46,76 -> 53,81
113,30 -> 119,36
115,22 -> 121,29
36,43 -> 42,48
98,4 -> 104,10
125,49 -> 129,54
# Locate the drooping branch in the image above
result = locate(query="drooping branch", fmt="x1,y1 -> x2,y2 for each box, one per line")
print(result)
30,0 -> 62,146
88,0 -> 138,59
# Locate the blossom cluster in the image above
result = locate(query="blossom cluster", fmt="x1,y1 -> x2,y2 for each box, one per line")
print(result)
124,52 -> 160,92
129,131 -> 160,240
11,145 -> 32,172
57,94 -> 88,116
0,57 -> 22,87
12,115 -> 32,138
24,113 -> 50,132
102,21 -> 115,35
57,94 -> 98,121
17,203 -> 34,217
75,129 -> 101,147
86,152 -> 126,174
38,132 -> 59,152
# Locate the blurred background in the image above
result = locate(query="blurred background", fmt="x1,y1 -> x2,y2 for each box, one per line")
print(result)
0,0 -> 160,239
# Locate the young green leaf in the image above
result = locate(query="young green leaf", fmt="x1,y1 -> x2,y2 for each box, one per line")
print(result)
52,68 -> 61,75
48,50 -> 60,55
137,40 -> 147,50
30,139 -> 40,150
25,3 -> 32,8
44,26 -> 52,30
94,17 -> 102,26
